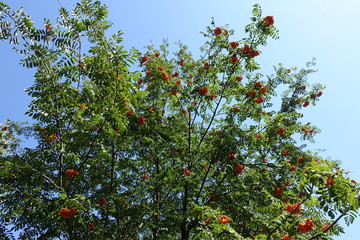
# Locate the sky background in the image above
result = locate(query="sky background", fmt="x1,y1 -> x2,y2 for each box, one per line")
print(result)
1,0 -> 360,239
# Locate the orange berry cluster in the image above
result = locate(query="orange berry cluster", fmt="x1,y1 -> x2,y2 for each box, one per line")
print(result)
298,218 -> 315,233
59,208 -> 77,219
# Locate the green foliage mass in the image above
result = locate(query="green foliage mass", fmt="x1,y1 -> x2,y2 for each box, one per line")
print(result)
0,1 -> 358,239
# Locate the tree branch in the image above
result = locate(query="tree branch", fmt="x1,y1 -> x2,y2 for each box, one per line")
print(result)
307,213 -> 346,240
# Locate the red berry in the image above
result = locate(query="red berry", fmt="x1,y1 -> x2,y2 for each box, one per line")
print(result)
214,27 -> 222,35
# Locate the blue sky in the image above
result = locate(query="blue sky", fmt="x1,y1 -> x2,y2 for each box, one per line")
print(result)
1,0 -> 360,239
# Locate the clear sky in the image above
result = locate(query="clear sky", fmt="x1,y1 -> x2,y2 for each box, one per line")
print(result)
1,0 -> 360,239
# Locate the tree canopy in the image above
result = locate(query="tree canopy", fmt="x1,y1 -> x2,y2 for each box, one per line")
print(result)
0,0 -> 358,239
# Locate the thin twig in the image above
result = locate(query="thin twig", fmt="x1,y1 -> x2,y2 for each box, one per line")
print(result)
3,164 -> 61,189
57,0 -> 64,8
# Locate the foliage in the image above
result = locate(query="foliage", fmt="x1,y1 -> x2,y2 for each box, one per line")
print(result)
0,1 -> 359,239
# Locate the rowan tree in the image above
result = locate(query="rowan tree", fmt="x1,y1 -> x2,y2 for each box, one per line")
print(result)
0,1 -> 359,239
